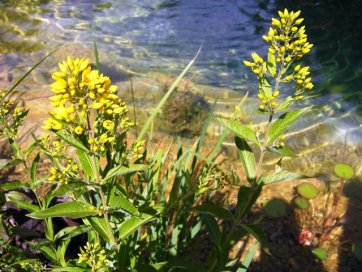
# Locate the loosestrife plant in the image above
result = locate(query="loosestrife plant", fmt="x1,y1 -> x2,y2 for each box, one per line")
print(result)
0,8 -> 316,272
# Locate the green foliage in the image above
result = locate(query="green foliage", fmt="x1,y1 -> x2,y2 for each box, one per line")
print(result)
312,247 -> 328,261
0,8 -> 317,271
334,163 -> 354,179
264,198 -> 287,218
352,241 -> 362,261
294,197 -> 309,209
297,182 -> 319,199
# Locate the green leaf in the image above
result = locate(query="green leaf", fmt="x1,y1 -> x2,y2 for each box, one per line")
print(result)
259,171 -> 307,185
334,163 -> 354,179
192,203 -> 233,221
51,267 -> 86,272
39,246 -> 58,263
0,181 -> 29,190
28,201 -> 98,219
294,197 -> 309,209
266,146 -> 296,158
312,247 -> 328,261
8,196 -> 39,212
30,153 -> 40,183
263,198 -> 287,218
50,181 -> 88,199
85,216 -> 113,242
238,241 -> 259,272
236,185 -> 263,219
276,96 -> 294,112
297,183 -> 319,199
216,118 -> 260,147
118,213 -> 155,239
267,50 -> 276,77
352,241 -> 362,261
103,164 -> 146,182
55,130 -> 88,152
259,77 -> 272,98
202,215 -> 221,246
0,159 -> 11,170
109,195 -> 138,215
151,259 -> 207,272
93,39 -> 101,71
235,137 -> 256,182
267,107 -> 312,145
54,225 -> 91,241
240,224 -> 269,254
77,149 -> 96,181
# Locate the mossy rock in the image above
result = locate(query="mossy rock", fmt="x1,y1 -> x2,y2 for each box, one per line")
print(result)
160,89 -> 209,137
297,183 -> 319,199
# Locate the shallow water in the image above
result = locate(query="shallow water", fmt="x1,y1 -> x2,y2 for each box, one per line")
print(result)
0,0 -> 361,144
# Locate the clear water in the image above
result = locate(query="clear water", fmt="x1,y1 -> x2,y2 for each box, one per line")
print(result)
0,0 -> 361,143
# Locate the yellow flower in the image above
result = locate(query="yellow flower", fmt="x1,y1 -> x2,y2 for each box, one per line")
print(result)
42,118 -> 63,131
103,120 -> 114,131
74,126 -> 84,135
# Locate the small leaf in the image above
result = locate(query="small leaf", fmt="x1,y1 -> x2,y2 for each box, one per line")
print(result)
312,247 -> 328,261
240,224 -> 269,254
276,96 -> 294,112
0,181 -> 29,190
235,137 -> 256,183
54,225 -> 91,241
236,185 -> 263,219
30,153 -> 40,183
266,146 -> 296,158
294,197 -> 309,209
216,118 -> 260,147
260,171 -> 307,185
268,107 -> 312,145
103,164 -> 146,182
28,201 -> 98,219
334,163 -> 354,179
77,149 -> 96,181
264,198 -> 287,218
85,216 -> 113,242
352,241 -> 362,261
8,196 -> 39,212
267,50 -> 276,77
55,130 -> 88,152
118,213 -> 155,239
297,183 -> 319,199
109,195 -> 138,215
192,203 -> 233,221
238,242 -> 259,272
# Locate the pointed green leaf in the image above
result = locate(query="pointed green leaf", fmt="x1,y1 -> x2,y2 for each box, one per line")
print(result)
0,181 -> 29,190
202,215 -> 221,246
109,195 -> 138,215
55,130 -> 88,152
259,171 -> 307,185
103,164 -> 146,182
28,201 -> 98,219
192,203 -> 233,221
77,149 -> 96,181
241,224 -> 269,254
238,241 -> 259,272
268,107 -> 312,145
30,153 -> 40,183
235,137 -> 256,182
216,118 -> 260,147
266,146 -> 296,158
54,225 -> 91,241
85,216 -> 113,242
267,50 -> 276,77
236,185 -> 263,219
118,213 -> 155,239
8,197 -> 39,212
259,77 -> 272,98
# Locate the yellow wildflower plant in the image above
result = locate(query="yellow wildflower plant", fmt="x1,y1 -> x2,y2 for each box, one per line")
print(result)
243,9 -> 314,113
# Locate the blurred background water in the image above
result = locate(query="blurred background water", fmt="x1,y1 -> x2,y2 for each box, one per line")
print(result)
0,0 -> 361,144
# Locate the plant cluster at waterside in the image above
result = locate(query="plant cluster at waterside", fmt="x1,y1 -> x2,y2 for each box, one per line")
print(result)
1,9 -> 348,272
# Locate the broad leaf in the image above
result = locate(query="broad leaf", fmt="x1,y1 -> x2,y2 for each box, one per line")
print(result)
202,215 -> 221,246
103,164 -> 146,182
259,77 -> 272,98
192,203 -> 233,221
259,171 -> 308,185
118,213 -> 155,239
55,130 -> 88,152
0,181 -> 29,190
240,224 -> 269,254
30,153 -> 40,183
8,196 -> 39,212
216,118 -> 260,147
235,137 -> 256,182
238,242 -> 259,272
54,225 -> 91,241
268,107 -> 312,145
236,185 -> 263,219
28,201 -> 98,219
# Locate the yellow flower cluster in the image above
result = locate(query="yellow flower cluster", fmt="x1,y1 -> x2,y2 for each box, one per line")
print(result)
78,242 -> 108,272
243,52 -> 265,77
48,160 -> 78,184
40,134 -> 67,156
129,140 -> 145,159
258,90 -> 279,111
42,57 -> 133,137
264,9 -> 313,62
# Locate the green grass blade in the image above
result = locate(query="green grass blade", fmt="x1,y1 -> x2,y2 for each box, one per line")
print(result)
1,49 -> 57,102
136,43 -> 203,142
93,39 -> 101,71
237,241 -> 259,272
